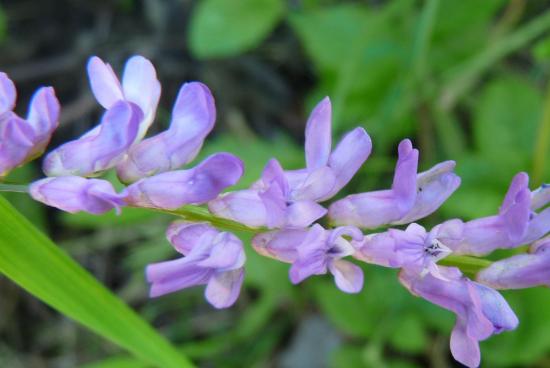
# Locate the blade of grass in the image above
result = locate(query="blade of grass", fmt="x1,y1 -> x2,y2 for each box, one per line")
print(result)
0,195 -> 192,368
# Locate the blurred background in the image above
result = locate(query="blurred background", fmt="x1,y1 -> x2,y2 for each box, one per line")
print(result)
1,0 -> 550,367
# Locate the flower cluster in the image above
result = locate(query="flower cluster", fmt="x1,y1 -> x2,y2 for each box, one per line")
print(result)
3,55 -> 550,368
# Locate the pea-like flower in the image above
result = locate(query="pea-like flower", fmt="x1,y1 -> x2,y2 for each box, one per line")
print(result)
0,72 -> 60,177
353,222 -> 456,279
122,153 -> 244,209
209,97 -> 371,229
29,176 -> 124,214
43,56 -> 160,177
43,101 -> 142,177
209,158 -> 326,228
147,222 -> 245,309
399,266 -> 518,368
116,82 -> 215,183
477,236 -> 550,289
446,172 -> 550,256
252,224 -> 364,293
328,139 -> 461,228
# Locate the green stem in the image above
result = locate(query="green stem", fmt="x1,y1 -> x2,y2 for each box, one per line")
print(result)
438,254 -> 492,275
532,80 -> 550,186
0,183 -> 29,193
440,8 -> 550,110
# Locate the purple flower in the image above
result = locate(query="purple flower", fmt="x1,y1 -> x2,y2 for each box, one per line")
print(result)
43,101 -> 142,177
328,139 -> 460,228
29,176 -> 124,214
447,172 -> 550,256
209,97 -> 371,229
87,55 -> 161,140
284,97 -> 372,202
0,73 -> 60,176
209,159 -> 326,228
252,224 -> 364,293
353,222 -> 455,279
147,222 -> 245,309
122,153 -> 244,209
116,82 -> 216,183
399,266 -> 518,368
477,236 -> 550,289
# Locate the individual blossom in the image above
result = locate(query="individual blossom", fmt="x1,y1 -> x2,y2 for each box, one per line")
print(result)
122,153 -> 244,210
43,101 -> 142,177
209,97 -> 371,228
476,236 -> 550,289
445,172 -> 550,256
252,224 -> 364,293
208,159 -> 326,229
87,55 -> 161,140
399,266 -> 518,368
29,176 -> 124,214
352,222 -> 457,279
117,82 -> 215,183
43,55 -> 161,177
328,139 -> 461,229
147,222 -> 245,309
0,72 -> 60,177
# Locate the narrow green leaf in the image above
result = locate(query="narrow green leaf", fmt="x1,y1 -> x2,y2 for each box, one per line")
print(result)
189,0 -> 285,58
0,195 -> 192,368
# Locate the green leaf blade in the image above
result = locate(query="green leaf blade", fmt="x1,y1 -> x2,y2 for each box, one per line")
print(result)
0,195 -> 192,368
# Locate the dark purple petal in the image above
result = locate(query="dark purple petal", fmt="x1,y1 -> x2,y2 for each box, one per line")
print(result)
305,97 -> 332,170
29,176 -> 124,214
0,114 -> 34,176
43,101 -> 142,177
116,82 -> 214,183
391,139 -> 418,213
123,153 -> 243,209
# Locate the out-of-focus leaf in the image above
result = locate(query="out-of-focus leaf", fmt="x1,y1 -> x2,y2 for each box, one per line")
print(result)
483,288 -> 550,366
0,196 -> 192,368
189,0 -> 285,58
330,345 -> 364,368
388,313 -> 427,353
533,35 -> 550,63
0,5 -> 6,42
82,356 -> 149,368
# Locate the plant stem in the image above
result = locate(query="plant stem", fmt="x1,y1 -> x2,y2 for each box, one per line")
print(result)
532,80 -> 550,186
0,183 -> 29,193
438,254 -> 492,274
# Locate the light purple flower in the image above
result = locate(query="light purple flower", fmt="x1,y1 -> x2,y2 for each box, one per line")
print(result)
328,139 -> 460,228
353,222 -> 455,279
208,159 -> 326,229
0,73 -> 60,176
29,176 -> 124,214
116,82 -> 216,183
252,224 -> 364,293
147,222 -> 245,309
400,266 -> 518,368
87,55 -> 161,140
477,236 -> 550,289
283,97 -> 372,202
209,97 -> 371,229
43,101 -> 142,177
447,172 -> 550,256
122,153 -> 244,209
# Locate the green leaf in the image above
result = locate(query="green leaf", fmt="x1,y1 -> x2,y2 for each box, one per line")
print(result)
0,195 -> 192,368
189,0 -> 285,58
388,313 -> 427,354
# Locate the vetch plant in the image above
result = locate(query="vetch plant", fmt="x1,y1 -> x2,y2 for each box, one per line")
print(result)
2,55 -> 550,368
